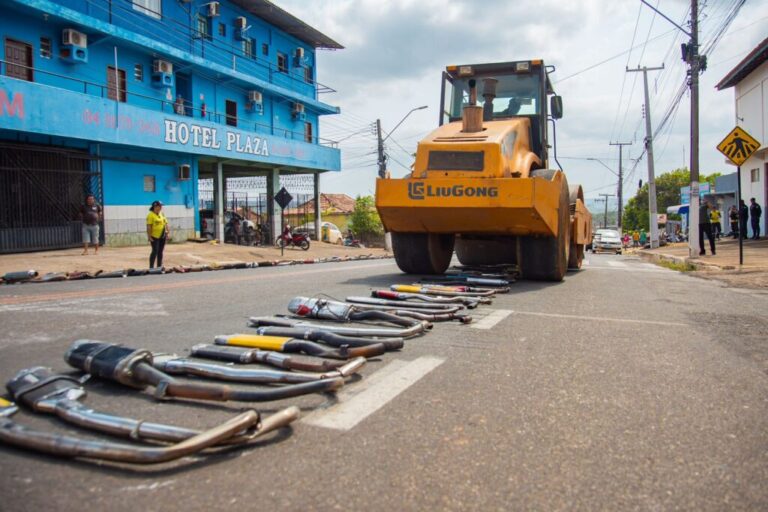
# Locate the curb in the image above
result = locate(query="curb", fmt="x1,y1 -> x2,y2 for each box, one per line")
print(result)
636,250 -> 726,271
0,254 -> 395,286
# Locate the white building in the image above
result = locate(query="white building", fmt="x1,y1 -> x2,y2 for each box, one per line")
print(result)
716,37 -> 768,237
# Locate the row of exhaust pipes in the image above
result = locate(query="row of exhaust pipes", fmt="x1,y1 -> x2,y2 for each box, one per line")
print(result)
1,266 -> 512,465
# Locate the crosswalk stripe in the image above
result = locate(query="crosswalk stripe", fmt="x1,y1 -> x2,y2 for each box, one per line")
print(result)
471,309 -> 513,330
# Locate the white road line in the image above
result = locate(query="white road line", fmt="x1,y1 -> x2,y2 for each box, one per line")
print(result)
471,309 -> 513,329
512,310 -> 688,327
302,357 -> 444,431
607,260 -> 627,267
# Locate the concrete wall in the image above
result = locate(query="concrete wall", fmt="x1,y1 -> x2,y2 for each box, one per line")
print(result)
733,60 -> 767,236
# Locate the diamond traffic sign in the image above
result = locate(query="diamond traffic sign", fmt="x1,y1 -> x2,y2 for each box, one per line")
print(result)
274,187 -> 293,210
717,126 -> 761,166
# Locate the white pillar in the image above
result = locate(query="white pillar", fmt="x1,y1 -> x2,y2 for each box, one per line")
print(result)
216,161 -> 224,243
266,168 -> 281,244
313,172 -> 322,241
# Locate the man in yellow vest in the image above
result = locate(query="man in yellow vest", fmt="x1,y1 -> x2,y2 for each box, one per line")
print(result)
710,205 -> 722,239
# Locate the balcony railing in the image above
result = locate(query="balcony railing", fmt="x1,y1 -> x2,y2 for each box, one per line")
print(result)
74,0 -> 337,98
0,60 -> 339,148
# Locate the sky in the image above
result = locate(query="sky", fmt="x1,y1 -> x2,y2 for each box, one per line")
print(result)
279,0 -> 767,207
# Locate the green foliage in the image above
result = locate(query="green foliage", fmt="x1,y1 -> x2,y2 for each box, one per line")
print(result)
348,195 -> 384,237
621,168 -> 723,231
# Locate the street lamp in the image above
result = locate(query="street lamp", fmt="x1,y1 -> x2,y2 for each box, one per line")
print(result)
586,157 -> 619,177
378,105 -> 428,178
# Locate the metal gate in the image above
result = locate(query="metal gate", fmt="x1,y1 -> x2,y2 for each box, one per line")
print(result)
0,143 -> 101,253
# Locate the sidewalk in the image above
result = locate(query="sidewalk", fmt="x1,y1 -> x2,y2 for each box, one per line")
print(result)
638,237 -> 768,288
0,241 -> 389,277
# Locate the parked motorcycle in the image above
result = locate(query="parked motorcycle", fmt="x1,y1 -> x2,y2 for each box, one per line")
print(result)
343,232 -> 363,248
275,225 -> 310,250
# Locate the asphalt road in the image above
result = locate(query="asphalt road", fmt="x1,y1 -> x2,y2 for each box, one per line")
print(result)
1,254 -> 767,511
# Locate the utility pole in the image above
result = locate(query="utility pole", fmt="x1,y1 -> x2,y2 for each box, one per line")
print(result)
639,0 -> 705,256
599,193 -> 614,228
686,0 -> 702,257
627,64 -> 664,248
609,141 -> 631,229
376,119 -> 386,178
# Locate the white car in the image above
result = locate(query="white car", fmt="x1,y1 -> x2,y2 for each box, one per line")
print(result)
592,229 -> 622,254
296,221 -> 344,244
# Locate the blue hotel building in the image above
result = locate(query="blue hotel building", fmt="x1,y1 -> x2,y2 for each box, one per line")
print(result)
0,0 -> 342,252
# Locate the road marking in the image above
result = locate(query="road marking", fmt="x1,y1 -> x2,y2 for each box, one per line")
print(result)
512,310 -> 687,327
302,357 -> 444,431
0,261 -> 395,306
582,259 -> 590,266
471,309 -> 513,329
0,295 -> 169,316
607,260 -> 627,267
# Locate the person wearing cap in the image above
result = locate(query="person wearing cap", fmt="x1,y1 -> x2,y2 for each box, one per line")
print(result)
146,200 -> 170,268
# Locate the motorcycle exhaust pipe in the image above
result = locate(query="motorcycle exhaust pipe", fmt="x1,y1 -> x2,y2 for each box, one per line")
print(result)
0,396 -> 272,464
152,354 -> 366,383
214,334 -> 385,359
249,316 -> 428,339
65,340 -> 344,402
191,344 -> 350,373
288,297 -> 430,330
372,290 -> 489,307
250,326 -> 404,351
5,366 -> 280,445
391,284 -> 497,297
345,296 -> 463,312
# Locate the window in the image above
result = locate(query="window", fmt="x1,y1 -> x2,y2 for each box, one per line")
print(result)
751,168 -> 760,182
243,38 -> 255,59
106,66 -> 127,102
132,0 -> 161,19
4,39 -> 33,82
39,37 -> 52,59
304,122 -> 313,143
262,43 -> 269,56
134,63 -> 144,81
196,15 -> 211,40
304,65 -> 313,84
277,52 -> 288,73
225,100 -> 237,127
218,22 -> 226,37
143,175 -> 156,192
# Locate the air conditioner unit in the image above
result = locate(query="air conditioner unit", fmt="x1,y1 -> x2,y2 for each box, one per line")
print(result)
151,60 -> 174,88
178,164 -> 191,181
62,29 -> 87,48
207,2 -> 220,17
235,16 -> 247,29
247,90 -> 262,104
153,59 -> 173,74
292,103 -> 306,121
293,47 -> 307,67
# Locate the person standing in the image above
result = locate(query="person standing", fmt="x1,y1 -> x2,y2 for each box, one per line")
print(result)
632,230 -> 640,248
710,205 -> 722,239
739,199 -> 749,240
698,200 -> 716,256
79,194 -> 102,255
639,230 -> 647,248
749,198 -> 762,240
146,200 -> 170,268
729,205 -> 739,238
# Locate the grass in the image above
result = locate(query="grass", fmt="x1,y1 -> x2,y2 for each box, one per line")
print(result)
655,259 -> 697,272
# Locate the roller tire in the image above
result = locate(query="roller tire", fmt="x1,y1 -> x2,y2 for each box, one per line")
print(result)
392,232 -> 454,274
568,242 -> 584,269
517,170 -> 570,281
455,237 -> 517,266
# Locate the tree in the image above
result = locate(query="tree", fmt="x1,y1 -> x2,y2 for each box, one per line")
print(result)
621,168 -> 722,231
348,195 -> 383,238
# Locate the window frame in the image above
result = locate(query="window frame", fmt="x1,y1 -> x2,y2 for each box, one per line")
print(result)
243,37 -> 255,59
196,14 -> 212,40
277,52 -> 288,73
39,37 -> 52,59
132,0 -> 162,20
225,99 -> 238,127
262,43 -> 269,56
106,65 -> 127,102
304,121 -> 313,143
218,22 -> 226,37
134,63 -> 144,82
751,168 -> 760,183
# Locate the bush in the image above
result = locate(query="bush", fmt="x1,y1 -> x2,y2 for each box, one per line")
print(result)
348,195 -> 384,242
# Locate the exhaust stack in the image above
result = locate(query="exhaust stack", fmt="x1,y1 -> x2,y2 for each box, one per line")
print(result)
462,79 -> 483,133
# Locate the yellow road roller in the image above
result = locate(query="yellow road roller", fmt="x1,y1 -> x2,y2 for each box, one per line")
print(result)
376,60 -> 592,281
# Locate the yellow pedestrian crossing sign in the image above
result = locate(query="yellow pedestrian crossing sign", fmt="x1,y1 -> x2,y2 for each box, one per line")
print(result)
717,126 -> 761,166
